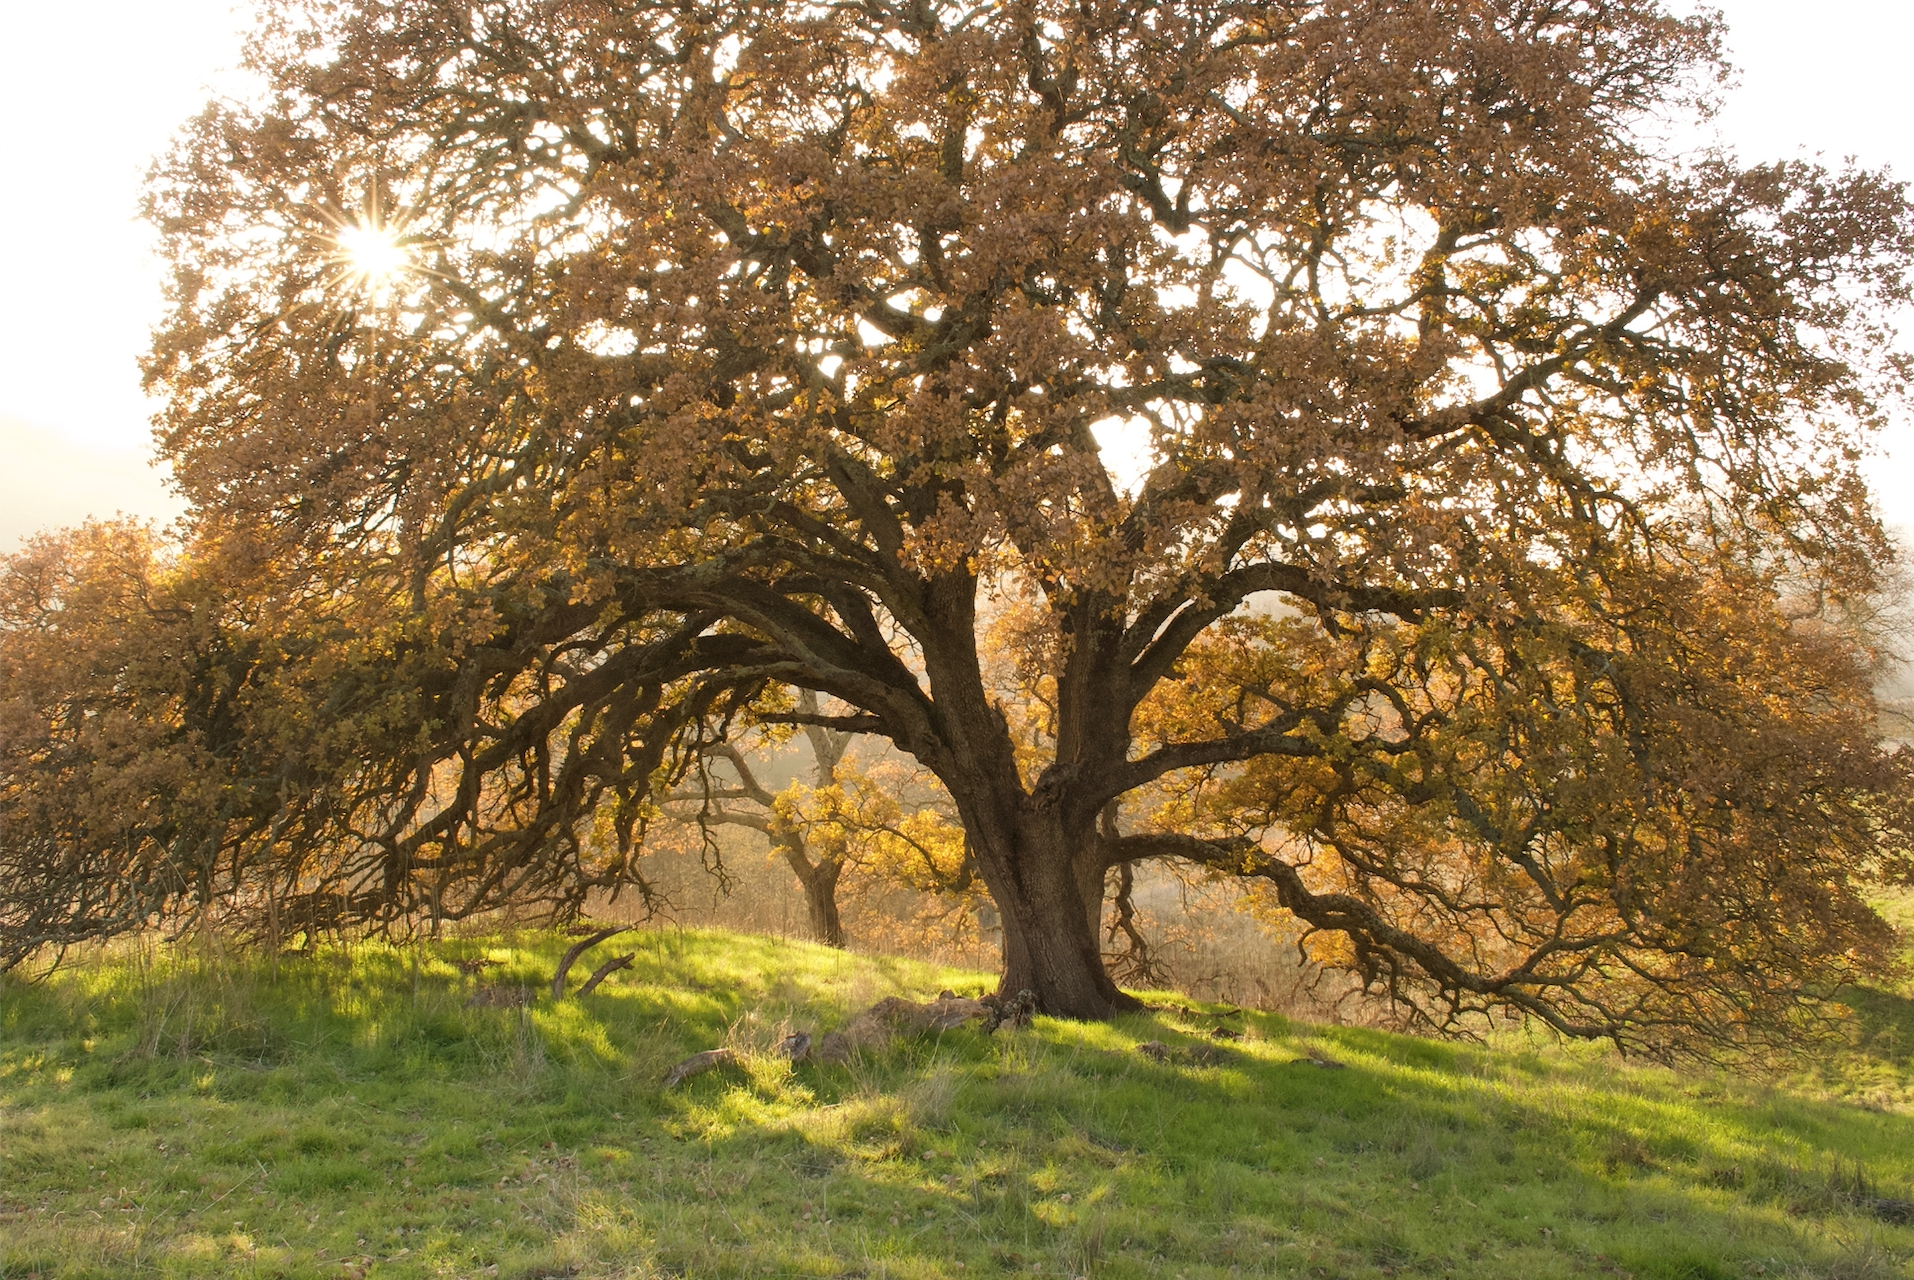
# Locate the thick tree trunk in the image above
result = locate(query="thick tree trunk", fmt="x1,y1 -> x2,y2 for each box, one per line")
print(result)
908,569 -> 1142,1019
985,812 -> 1141,1018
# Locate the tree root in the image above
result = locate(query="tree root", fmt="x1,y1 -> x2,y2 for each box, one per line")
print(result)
979,989 -> 1036,1032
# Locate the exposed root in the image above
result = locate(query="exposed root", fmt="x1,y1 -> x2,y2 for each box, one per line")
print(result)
979,988 -> 1036,1032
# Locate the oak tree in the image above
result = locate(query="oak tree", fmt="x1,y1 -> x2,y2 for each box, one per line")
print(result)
140,0 -> 1914,1040
0,523 -> 279,966
663,691 -> 972,949
666,696 -> 862,948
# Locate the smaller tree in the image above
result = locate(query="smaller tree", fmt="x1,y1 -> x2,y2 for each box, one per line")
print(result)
668,691 -> 854,946
667,691 -> 972,948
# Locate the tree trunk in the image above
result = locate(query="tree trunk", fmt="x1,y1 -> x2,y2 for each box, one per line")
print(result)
795,856 -> 845,949
766,811 -> 848,949
984,812 -> 1141,1018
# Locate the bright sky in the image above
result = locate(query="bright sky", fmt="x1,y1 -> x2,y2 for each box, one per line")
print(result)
2,1 -> 1910,549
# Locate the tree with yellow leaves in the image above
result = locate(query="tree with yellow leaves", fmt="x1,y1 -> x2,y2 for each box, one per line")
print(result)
664,690 -> 972,947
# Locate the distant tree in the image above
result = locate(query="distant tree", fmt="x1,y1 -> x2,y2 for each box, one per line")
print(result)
667,693 -> 859,949
664,690 -> 971,948
133,0 -> 1914,1043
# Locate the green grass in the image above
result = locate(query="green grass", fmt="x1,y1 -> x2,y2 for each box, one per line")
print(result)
3,928 -> 1913,1279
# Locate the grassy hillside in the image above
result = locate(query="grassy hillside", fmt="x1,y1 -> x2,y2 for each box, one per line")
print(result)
3,929 -> 1913,1280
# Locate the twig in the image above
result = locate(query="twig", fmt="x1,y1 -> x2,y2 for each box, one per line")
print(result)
203,1168 -> 257,1210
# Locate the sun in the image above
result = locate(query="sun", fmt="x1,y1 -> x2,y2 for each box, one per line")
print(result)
333,220 -> 412,291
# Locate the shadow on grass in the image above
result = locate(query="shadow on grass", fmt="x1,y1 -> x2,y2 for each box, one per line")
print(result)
3,929 -> 1913,1280
643,1010 -> 1914,1280
1838,985 -> 1914,1067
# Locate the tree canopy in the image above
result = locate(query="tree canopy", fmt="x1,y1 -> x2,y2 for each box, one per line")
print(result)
8,0 -> 1908,1048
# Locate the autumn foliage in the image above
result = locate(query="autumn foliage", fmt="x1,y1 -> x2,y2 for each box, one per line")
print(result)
4,0 -> 1914,1051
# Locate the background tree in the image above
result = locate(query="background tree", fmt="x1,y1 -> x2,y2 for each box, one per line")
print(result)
664,690 -> 972,948
667,692 -> 859,948
135,0 -> 1914,1040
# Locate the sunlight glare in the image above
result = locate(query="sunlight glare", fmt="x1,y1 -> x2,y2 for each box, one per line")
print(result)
335,221 -> 411,291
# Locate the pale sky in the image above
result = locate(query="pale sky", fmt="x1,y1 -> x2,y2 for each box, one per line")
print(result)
2,1 -> 1910,548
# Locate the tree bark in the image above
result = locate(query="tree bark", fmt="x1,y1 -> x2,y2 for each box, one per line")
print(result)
790,852 -> 845,949
979,810 -> 1140,1019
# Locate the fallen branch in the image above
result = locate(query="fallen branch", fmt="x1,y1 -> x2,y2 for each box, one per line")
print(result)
552,926 -> 629,1000
1868,1197 -> 1914,1224
665,994 -> 991,1079
665,1048 -> 737,1087
574,953 -> 635,998
1135,1039 -> 1228,1066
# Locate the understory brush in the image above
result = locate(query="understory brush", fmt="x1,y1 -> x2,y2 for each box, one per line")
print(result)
3,928 -> 1913,1278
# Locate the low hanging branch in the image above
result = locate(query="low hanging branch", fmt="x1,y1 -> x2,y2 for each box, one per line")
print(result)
1104,574 -> 1914,1059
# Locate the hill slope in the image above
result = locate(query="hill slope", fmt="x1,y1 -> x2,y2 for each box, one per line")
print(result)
3,928 -> 1913,1279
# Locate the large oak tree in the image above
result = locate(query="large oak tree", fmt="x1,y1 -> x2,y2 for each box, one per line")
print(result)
134,0 -> 1914,1041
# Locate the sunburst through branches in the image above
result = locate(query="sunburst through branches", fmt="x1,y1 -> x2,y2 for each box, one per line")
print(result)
335,221 -> 410,289
320,199 -> 422,301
